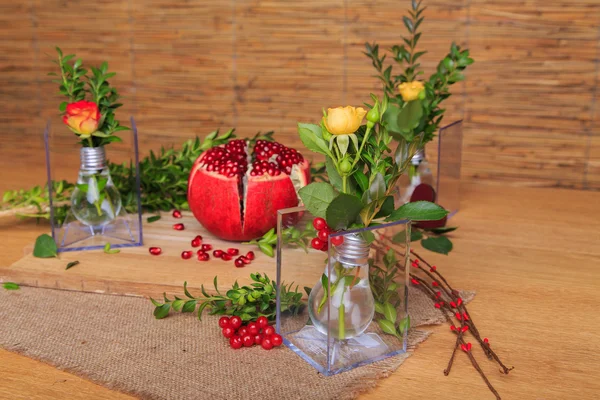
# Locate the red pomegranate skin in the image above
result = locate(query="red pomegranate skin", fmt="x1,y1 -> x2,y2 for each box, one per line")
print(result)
187,142 -> 310,242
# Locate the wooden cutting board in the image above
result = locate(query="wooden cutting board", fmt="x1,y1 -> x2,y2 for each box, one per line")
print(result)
0,212 -> 324,299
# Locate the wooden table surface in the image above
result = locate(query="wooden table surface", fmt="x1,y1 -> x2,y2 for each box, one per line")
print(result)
1,179 -> 600,400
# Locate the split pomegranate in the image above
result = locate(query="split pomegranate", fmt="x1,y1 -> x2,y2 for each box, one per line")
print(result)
188,139 -> 310,241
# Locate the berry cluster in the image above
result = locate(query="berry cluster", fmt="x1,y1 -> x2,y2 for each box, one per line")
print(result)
219,316 -> 283,350
148,209 -> 255,268
310,217 -> 344,252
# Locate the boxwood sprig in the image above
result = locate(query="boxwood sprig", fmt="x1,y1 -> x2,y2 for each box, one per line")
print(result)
150,273 -> 304,322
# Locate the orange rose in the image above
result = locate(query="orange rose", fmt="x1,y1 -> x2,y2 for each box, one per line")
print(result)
63,101 -> 100,135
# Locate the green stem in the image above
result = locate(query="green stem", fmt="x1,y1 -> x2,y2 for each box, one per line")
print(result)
338,300 -> 345,340
87,136 -> 94,148
104,187 -> 117,218
350,125 -> 372,171
342,175 -> 348,193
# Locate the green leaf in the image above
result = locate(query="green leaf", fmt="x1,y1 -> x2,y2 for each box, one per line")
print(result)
383,249 -> 396,268
298,182 -> 337,219
153,304 -> 171,319
369,173 -> 386,201
374,302 -> 385,315
33,234 -> 58,258
386,201 -> 448,222
374,196 -> 395,219
298,123 -> 332,158
398,315 -> 411,334
427,226 -> 458,234
353,170 -> 369,193
149,297 -> 162,307
104,243 -> 120,254
325,157 -> 343,191
403,16 -> 413,32
421,236 -> 453,255
325,193 -> 364,230
65,261 -> 80,270
182,300 -> 197,313
183,281 -> 195,299
392,229 -> 423,243
59,102 -> 67,112
171,299 -> 185,312
378,319 -> 398,336
383,303 -> 398,324
2,282 -> 20,290
147,215 -> 161,223
396,100 -> 423,138
258,243 -> 274,257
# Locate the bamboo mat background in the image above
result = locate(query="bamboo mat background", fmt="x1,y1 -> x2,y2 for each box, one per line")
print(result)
1,0 -> 599,189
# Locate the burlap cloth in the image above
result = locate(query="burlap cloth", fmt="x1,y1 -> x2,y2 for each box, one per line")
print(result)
0,286 -> 474,400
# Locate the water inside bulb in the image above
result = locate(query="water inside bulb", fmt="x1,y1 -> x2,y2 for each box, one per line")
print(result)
307,234 -> 375,340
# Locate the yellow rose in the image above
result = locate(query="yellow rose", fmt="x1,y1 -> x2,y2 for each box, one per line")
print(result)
398,81 -> 425,102
322,106 -> 367,135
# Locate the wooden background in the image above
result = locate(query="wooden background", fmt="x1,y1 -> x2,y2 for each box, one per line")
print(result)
1,0 -> 599,190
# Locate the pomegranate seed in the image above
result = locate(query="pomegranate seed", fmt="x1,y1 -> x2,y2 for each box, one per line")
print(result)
227,248 -> 239,256
256,316 -> 268,328
149,247 -> 162,256
213,250 -> 224,258
222,254 -> 233,261
172,210 -> 182,218
311,238 -> 324,250
191,238 -> 201,247
261,337 -> 274,350
222,327 -> 235,338
173,223 -> 185,231
219,316 -> 231,329
230,316 -> 242,330
313,217 -> 327,231
202,244 -> 212,251
239,256 -> 251,264
230,335 -> 243,349
330,236 -> 344,246
234,258 -> 245,268
197,252 -> 210,261
181,251 -> 193,260
246,251 -> 255,260
271,333 -> 283,347
242,334 -> 254,347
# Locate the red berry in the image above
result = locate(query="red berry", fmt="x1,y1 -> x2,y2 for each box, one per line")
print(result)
173,223 -> 185,231
242,334 -> 254,347
191,237 -> 202,248
256,316 -> 268,328
313,217 -> 327,231
227,248 -> 239,256
263,326 -> 275,336
321,242 -> 329,252
261,337 -> 274,350
219,316 -> 231,329
318,229 -> 329,242
229,335 -> 243,349
238,326 -> 248,336
149,247 -> 162,256
330,236 -> 344,246
197,252 -> 210,261
222,254 -> 232,261
230,316 -> 242,330
483,338 -> 490,344
271,333 -> 283,347
213,249 -> 224,258
172,209 -> 182,218
181,250 -> 193,260
222,326 -> 235,338
247,323 -> 259,336
253,334 -> 264,345
246,251 -> 255,260
202,244 -> 213,251
311,238 -> 324,250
